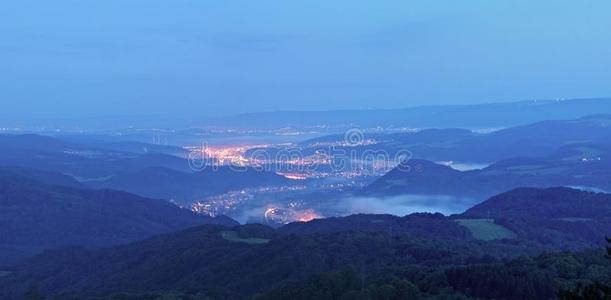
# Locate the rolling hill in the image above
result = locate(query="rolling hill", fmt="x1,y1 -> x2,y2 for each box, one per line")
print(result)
208,98 -> 611,130
1,187 -> 609,299
93,166 -> 293,204
366,150 -> 611,200
457,187 -> 611,249
0,175 -> 236,266
0,134 -> 294,203
279,212 -> 470,240
0,134 -> 194,180
303,114 -> 611,164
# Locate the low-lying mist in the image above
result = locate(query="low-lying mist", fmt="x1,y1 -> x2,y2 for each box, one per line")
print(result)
232,193 -> 480,225
334,194 -> 478,217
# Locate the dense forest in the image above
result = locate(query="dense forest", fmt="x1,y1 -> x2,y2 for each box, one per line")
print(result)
3,187 -> 611,299
6,224 -> 611,299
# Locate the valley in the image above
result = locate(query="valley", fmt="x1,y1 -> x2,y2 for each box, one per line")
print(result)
3,3 -> 611,298
1,99 -> 610,299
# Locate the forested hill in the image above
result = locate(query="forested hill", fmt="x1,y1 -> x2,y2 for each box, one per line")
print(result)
1,187 -> 609,299
1,224 -> 608,300
462,187 -> 611,220
456,187 -> 611,250
0,176 -> 237,265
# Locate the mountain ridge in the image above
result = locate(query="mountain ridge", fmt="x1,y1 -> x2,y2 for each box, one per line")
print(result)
0,175 -> 237,265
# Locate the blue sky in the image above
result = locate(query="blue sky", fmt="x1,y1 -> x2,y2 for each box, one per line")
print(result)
1,0 -> 610,119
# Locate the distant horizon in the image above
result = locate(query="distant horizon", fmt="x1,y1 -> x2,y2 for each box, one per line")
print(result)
2,96 -> 611,132
2,96 -> 610,123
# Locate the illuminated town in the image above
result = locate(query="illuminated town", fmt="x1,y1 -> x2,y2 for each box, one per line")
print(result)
188,176 -> 363,223
183,137 -> 403,223
187,139 -> 401,179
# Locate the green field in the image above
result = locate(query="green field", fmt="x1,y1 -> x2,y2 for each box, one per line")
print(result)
455,219 -> 517,241
220,231 -> 270,245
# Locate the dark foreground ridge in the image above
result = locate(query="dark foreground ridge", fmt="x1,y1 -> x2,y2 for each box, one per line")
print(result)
0,174 -> 237,266
1,187 -> 609,299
